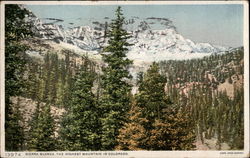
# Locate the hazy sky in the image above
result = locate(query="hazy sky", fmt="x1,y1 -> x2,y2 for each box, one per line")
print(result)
26,4 -> 243,47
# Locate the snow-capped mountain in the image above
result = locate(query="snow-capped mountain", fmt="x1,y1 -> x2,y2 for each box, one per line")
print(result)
29,15 -> 230,62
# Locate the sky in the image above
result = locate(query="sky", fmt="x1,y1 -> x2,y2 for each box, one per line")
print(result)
26,4 -> 244,48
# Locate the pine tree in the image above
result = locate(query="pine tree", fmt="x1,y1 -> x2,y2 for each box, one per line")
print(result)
25,60 -> 42,101
27,103 -> 56,151
136,62 -> 167,122
136,62 -> 195,150
5,98 -> 26,151
231,87 -> 244,149
42,53 -> 52,103
5,4 -> 33,151
61,50 -> 74,109
50,53 -> 60,105
135,62 -> 168,150
149,105 -> 196,150
100,6 -> 133,150
59,61 -> 100,150
116,102 -> 148,150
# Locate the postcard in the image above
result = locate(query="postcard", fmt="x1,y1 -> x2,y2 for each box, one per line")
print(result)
0,1 -> 249,158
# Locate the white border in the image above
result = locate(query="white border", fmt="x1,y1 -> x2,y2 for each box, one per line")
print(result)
243,1 -> 250,158
0,1 -> 249,158
0,1 -> 248,5
0,1 -> 5,156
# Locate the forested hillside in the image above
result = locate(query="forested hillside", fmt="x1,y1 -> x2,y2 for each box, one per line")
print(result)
5,5 -> 244,151
159,47 -> 243,86
159,48 -> 244,149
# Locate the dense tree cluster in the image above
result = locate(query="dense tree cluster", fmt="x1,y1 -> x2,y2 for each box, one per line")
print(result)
188,84 -> 244,149
24,50 -> 79,108
159,48 -> 244,85
117,63 -> 196,150
159,48 -> 244,149
5,5 -> 244,151
27,103 -> 56,151
5,4 -> 33,151
59,60 -> 100,150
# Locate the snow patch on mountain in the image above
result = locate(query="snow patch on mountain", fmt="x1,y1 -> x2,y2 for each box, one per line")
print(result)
29,14 -> 230,62
127,28 -> 227,62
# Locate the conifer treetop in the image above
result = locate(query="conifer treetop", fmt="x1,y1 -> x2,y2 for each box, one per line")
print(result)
103,6 -> 133,60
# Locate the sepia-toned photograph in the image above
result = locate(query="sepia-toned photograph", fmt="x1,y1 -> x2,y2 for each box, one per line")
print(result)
0,1 -> 249,158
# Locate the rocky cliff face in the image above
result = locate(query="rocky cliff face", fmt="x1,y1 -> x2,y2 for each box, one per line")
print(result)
28,14 -> 230,62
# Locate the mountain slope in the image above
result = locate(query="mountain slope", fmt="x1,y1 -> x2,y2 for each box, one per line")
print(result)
28,14 -> 230,62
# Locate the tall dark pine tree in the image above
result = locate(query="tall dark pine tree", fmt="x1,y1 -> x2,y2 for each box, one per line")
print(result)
231,87 -> 244,149
100,6 -> 133,150
5,4 -> 33,151
136,62 -> 167,122
59,61 -> 100,150
27,103 -> 56,151
136,62 -> 195,150
135,62 -> 168,149
42,53 -> 51,103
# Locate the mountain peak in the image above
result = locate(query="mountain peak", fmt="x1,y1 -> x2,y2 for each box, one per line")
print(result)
29,14 -> 229,62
